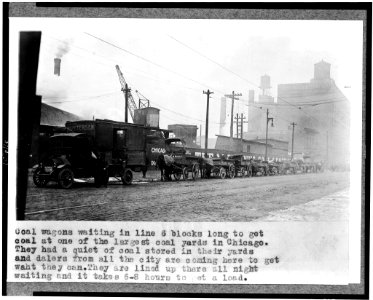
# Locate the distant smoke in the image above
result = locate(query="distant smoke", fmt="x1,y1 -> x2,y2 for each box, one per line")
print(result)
54,39 -> 73,76
55,38 -> 73,58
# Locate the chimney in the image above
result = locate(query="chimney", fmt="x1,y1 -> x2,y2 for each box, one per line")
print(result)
54,58 -> 61,76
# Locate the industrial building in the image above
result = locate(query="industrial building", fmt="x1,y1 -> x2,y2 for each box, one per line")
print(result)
241,60 -> 349,168
215,135 -> 288,161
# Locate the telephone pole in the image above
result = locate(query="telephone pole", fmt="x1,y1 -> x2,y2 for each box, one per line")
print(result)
240,113 -> 246,141
203,89 -> 213,157
265,109 -> 274,161
290,122 -> 296,160
234,113 -> 247,140
225,91 -> 242,138
235,113 -> 240,138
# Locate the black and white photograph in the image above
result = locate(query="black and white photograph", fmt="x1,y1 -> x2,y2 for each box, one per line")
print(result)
4,3 -> 369,297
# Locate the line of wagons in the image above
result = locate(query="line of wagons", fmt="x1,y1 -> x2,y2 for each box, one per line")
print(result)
32,119 -> 323,189
157,148 -> 323,182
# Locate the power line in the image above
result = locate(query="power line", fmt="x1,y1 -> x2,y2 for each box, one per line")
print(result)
85,32 -> 224,93
168,34 -> 349,130
169,35 -> 255,86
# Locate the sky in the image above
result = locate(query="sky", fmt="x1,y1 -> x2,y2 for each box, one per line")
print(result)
10,18 -> 363,137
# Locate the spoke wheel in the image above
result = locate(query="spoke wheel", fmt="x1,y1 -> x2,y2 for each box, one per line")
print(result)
58,168 -> 74,189
192,164 -> 199,180
219,167 -> 226,179
240,167 -> 245,177
33,168 -> 48,187
228,165 -> 235,179
183,167 -> 189,180
121,168 -> 133,185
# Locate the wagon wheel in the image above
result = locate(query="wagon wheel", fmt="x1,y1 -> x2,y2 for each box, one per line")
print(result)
272,167 -> 278,176
121,168 -> 133,185
240,167 -> 245,177
192,163 -> 199,180
247,166 -> 253,177
33,167 -> 49,187
228,165 -> 235,179
219,167 -> 226,179
183,167 -> 189,180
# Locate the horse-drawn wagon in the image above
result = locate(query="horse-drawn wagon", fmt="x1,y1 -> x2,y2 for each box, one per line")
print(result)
201,156 -> 236,179
228,154 -> 253,177
156,138 -> 200,181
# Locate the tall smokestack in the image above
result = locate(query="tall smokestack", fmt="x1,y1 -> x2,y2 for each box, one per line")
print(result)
54,58 -> 61,76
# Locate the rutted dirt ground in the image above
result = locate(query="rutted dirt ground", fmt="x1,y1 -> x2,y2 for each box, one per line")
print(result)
24,171 -> 350,221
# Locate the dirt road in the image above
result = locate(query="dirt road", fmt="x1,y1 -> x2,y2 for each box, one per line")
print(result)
24,171 -> 349,221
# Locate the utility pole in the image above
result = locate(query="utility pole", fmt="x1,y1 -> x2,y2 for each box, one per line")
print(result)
124,83 -> 130,123
203,89 -> 213,157
235,113 -> 239,138
225,91 -> 242,138
234,113 -> 247,139
290,122 -> 296,160
240,113 -> 246,141
265,109 -> 274,161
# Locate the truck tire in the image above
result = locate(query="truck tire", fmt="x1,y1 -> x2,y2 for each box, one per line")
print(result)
58,168 -> 74,189
121,168 -> 133,185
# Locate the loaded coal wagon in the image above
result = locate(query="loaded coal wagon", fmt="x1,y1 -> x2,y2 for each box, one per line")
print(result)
157,138 -> 200,181
201,156 -> 236,179
228,154 -> 253,177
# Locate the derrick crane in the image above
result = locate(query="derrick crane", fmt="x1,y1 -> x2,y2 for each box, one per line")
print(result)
115,65 -> 138,122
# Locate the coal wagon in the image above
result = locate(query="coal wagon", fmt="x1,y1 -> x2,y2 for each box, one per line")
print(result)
157,138 -> 200,181
228,154 -> 253,177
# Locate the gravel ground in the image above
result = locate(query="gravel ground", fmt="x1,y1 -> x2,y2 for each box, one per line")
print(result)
24,171 -> 350,221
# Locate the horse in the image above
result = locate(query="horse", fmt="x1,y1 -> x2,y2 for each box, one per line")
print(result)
156,153 -> 172,181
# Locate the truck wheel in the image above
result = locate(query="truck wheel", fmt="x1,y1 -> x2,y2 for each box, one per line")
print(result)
121,168 -> 133,185
33,168 -> 48,187
58,168 -> 74,189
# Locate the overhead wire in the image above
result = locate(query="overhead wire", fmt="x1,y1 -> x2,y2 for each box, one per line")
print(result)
167,34 -> 350,130
85,32 -> 227,94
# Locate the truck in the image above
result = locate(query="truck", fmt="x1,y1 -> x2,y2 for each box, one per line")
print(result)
33,119 -> 168,188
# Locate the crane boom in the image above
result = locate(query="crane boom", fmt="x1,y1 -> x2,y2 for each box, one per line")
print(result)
115,65 -> 137,122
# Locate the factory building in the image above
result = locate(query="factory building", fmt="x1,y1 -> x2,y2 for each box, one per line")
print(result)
244,60 -> 349,168
215,135 -> 288,161
276,60 -> 350,167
